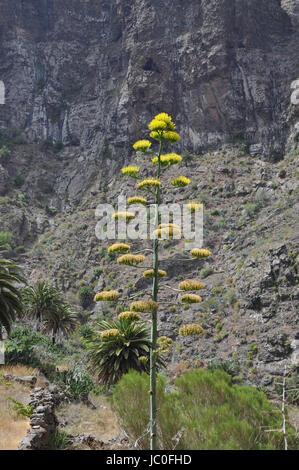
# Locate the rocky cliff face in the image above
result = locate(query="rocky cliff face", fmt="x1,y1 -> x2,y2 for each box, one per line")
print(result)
0,1 -> 298,389
0,0 -> 298,163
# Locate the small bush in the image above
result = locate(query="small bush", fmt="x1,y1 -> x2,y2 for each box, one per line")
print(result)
243,202 -> 261,218
0,231 -> 13,250
78,286 -> 94,308
207,359 -> 240,378
5,327 -> 61,377
55,368 -> 96,400
49,430 -> 71,450
0,145 -> 11,160
225,289 -> 238,306
8,397 -> 33,418
199,266 -> 213,279
13,171 -> 25,188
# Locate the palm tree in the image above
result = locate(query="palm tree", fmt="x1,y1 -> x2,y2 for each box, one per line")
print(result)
22,281 -> 61,329
87,318 -> 164,387
44,304 -> 78,344
0,255 -> 25,338
23,281 -> 78,343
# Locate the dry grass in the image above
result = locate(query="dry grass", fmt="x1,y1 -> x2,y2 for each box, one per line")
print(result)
56,393 -> 120,442
0,379 -> 31,450
2,364 -> 38,377
1,365 -> 44,387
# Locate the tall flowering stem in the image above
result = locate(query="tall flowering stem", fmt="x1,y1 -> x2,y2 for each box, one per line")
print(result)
150,139 -> 162,450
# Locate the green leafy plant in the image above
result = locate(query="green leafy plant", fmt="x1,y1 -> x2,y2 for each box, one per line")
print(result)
78,285 -> 94,308
49,430 -> 71,450
87,318 -> 164,387
0,232 -> 13,250
23,281 -> 77,343
8,397 -> 33,417
5,327 -> 61,377
55,368 -> 95,400
112,369 -> 298,450
0,255 -> 25,337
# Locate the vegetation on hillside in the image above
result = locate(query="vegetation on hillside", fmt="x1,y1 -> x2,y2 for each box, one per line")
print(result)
112,369 -> 298,450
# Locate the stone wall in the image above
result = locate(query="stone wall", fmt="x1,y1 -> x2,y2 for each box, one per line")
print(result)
19,385 -> 65,450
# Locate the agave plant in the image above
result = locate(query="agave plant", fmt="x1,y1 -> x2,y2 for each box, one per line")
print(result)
87,318 -> 164,387
0,255 -> 25,338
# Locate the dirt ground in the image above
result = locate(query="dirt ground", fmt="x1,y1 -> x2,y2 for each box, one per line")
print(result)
0,365 -> 39,450
56,392 -> 121,442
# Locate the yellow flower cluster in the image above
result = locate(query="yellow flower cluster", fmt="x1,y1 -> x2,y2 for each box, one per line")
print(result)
121,166 -> 140,177
179,324 -> 204,336
130,300 -> 158,312
118,311 -> 141,322
180,293 -> 202,304
138,356 -> 148,364
163,131 -> 180,142
170,176 -> 190,188
155,113 -> 173,125
190,248 -> 212,259
186,202 -> 203,213
108,243 -> 130,254
127,196 -> 147,205
143,269 -> 167,279
153,226 -> 181,238
113,211 -> 135,221
117,254 -> 146,266
179,280 -> 205,291
137,179 -> 160,190
148,114 -> 179,140
94,290 -> 120,302
150,130 -> 180,142
133,140 -> 152,152
157,336 -> 173,354
148,119 -> 167,132
101,329 -> 122,340
152,153 -> 182,167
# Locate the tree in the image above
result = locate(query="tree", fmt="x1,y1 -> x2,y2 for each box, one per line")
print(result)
92,112 -> 211,450
0,255 -> 25,338
87,317 -> 164,387
23,281 -> 61,326
23,281 -> 77,343
44,304 -> 77,345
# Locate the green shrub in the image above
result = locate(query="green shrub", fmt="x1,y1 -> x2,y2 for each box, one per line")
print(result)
13,171 -> 25,188
49,430 -> 71,450
243,202 -> 261,218
112,369 -> 298,450
54,368 -> 96,400
225,289 -> 238,306
78,286 -> 94,308
0,145 -> 11,160
5,327 -> 61,377
207,359 -> 240,378
0,231 -> 13,250
8,397 -> 33,418
199,266 -> 213,279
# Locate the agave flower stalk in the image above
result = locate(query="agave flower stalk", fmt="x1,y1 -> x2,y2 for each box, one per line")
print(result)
150,138 -> 162,450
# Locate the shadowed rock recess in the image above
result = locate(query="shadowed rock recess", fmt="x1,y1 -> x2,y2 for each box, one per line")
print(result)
0,1 -> 298,390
